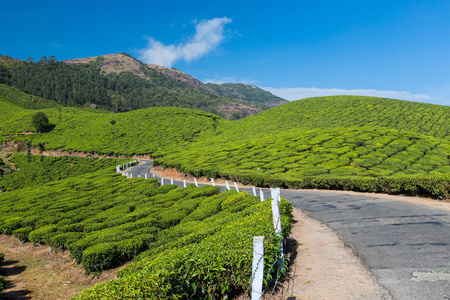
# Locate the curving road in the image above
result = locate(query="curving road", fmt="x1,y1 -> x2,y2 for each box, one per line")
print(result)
128,160 -> 450,300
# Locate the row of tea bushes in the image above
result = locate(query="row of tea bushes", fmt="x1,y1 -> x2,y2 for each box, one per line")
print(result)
0,167 -> 292,298
156,127 -> 450,199
74,197 -> 292,299
0,154 -> 128,191
222,95 -> 450,141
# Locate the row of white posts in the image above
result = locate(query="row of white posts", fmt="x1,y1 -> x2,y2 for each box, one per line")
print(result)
118,161 -> 282,299
252,187 -> 282,300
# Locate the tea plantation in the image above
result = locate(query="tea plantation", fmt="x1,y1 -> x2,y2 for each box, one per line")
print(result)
2,85 -> 450,197
0,167 -> 292,298
1,83 -> 450,297
0,154 -> 128,191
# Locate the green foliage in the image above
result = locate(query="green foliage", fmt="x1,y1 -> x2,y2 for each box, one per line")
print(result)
0,168 -> 291,299
0,84 -> 61,109
2,90 -> 450,199
74,197 -> 292,299
0,154 -> 126,191
156,127 -> 450,199
31,111 -> 54,133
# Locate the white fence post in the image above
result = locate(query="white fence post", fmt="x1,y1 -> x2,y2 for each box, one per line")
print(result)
252,186 -> 257,196
225,181 -> 231,190
145,174 -> 147,179
161,178 -> 164,185
270,188 -> 282,234
183,179 -> 187,188
194,178 -> 198,187
138,174 -> 141,178
259,189 -> 265,202
233,182 -> 240,193
210,178 -> 215,186
252,236 -> 265,300
152,174 -> 155,178
130,173 -> 133,178
270,188 -> 285,265
171,178 -> 174,185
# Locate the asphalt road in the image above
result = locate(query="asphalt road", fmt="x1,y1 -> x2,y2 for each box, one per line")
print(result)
128,160 -> 450,300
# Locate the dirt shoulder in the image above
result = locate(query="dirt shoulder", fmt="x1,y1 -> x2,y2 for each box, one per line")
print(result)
0,235 -> 128,300
268,208 -> 391,300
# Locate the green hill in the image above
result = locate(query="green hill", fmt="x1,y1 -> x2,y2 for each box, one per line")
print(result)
2,88 -> 450,198
1,84 -> 450,297
221,95 -> 450,140
0,83 -> 222,154
206,82 -> 288,108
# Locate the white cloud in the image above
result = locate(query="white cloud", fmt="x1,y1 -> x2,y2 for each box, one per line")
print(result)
203,76 -> 257,85
138,17 -> 232,67
261,86 -> 440,102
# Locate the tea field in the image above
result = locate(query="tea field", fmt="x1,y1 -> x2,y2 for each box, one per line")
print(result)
0,154 -> 127,191
2,85 -> 450,197
0,166 -> 292,298
221,95 -> 450,141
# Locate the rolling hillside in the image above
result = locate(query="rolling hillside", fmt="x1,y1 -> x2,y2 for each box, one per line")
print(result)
2,87 -> 450,197
220,95 -> 450,140
1,83 -> 450,298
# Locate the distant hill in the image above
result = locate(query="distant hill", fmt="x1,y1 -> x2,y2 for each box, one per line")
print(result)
145,64 -> 287,108
146,64 -> 218,94
206,83 -> 288,108
0,53 -> 286,119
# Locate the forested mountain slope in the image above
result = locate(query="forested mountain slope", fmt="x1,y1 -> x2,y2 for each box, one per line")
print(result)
207,82 -> 288,108
0,53 -> 285,119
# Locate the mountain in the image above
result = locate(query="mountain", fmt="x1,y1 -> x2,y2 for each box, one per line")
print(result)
146,64 -> 218,94
206,83 -> 288,108
0,53 -> 285,119
144,64 -> 288,108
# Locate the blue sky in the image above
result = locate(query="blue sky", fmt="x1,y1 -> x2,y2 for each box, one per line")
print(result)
2,0 -> 450,104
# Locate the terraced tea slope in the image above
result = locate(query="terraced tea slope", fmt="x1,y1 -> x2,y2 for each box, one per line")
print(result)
0,167 -> 292,298
2,88 -> 450,197
0,154 -> 127,191
222,96 -> 450,140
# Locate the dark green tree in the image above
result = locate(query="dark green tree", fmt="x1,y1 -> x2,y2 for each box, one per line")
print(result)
110,119 -> 117,141
31,111 -> 54,133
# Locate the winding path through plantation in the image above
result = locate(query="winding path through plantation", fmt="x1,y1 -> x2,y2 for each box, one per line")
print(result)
129,160 -> 450,300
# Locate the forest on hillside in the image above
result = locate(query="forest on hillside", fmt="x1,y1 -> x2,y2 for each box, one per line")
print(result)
0,55 -> 246,117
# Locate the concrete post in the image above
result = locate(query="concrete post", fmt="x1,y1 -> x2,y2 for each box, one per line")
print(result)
252,236 -> 265,300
